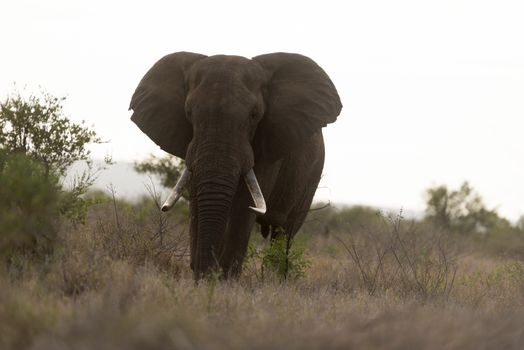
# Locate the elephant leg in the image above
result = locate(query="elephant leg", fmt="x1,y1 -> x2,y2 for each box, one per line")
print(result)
260,222 -> 270,239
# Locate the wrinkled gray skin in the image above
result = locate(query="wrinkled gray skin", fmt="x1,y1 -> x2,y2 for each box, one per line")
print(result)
130,52 -> 342,279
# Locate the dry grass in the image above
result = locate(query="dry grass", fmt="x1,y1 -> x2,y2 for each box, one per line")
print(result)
2,201 -> 524,349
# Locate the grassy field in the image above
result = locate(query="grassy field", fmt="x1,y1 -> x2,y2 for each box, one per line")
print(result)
2,198 -> 524,350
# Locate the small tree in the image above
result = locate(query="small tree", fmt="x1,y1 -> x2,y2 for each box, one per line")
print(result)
0,89 -> 103,257
134,154 -> 184,188
0,89 -> 101,177
425,182 -> 513,234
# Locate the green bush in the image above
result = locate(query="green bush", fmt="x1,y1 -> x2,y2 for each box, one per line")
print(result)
246,231 -> 310,281
0,151 -> 61,258
0,88 -> 104,260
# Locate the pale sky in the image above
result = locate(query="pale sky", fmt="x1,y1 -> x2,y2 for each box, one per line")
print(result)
1,0 -> 523,220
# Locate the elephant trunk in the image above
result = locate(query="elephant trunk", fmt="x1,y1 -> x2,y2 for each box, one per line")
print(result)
192,164 -> 240,279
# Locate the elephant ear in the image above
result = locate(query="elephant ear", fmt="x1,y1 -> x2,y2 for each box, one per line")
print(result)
252,53 -> 342,160
129,52 -> 207,159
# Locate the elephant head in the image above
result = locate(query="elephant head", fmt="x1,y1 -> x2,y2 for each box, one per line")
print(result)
130,52 -> 341,278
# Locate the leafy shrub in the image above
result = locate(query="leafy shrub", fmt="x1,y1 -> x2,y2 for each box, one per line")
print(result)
0,151 -> 61,258
246,232 -> 310,281
0,88 -> 104,260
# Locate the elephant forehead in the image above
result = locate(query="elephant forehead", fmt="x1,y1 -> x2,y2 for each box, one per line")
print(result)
189,55 -> 265,88
188,82 -> 257,112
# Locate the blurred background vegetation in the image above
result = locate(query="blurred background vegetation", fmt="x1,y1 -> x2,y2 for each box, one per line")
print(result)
2,88 -> 524,349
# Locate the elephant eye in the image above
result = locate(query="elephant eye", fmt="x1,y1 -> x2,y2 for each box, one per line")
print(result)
186,108 -> 192,120
250,108 -> 258,120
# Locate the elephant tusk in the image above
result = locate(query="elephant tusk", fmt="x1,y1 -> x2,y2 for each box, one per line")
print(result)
161,168 -> 191,212
244,169 -> 266,215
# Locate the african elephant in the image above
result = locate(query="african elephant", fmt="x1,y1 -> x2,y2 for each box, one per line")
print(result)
130,52 -> 342,279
